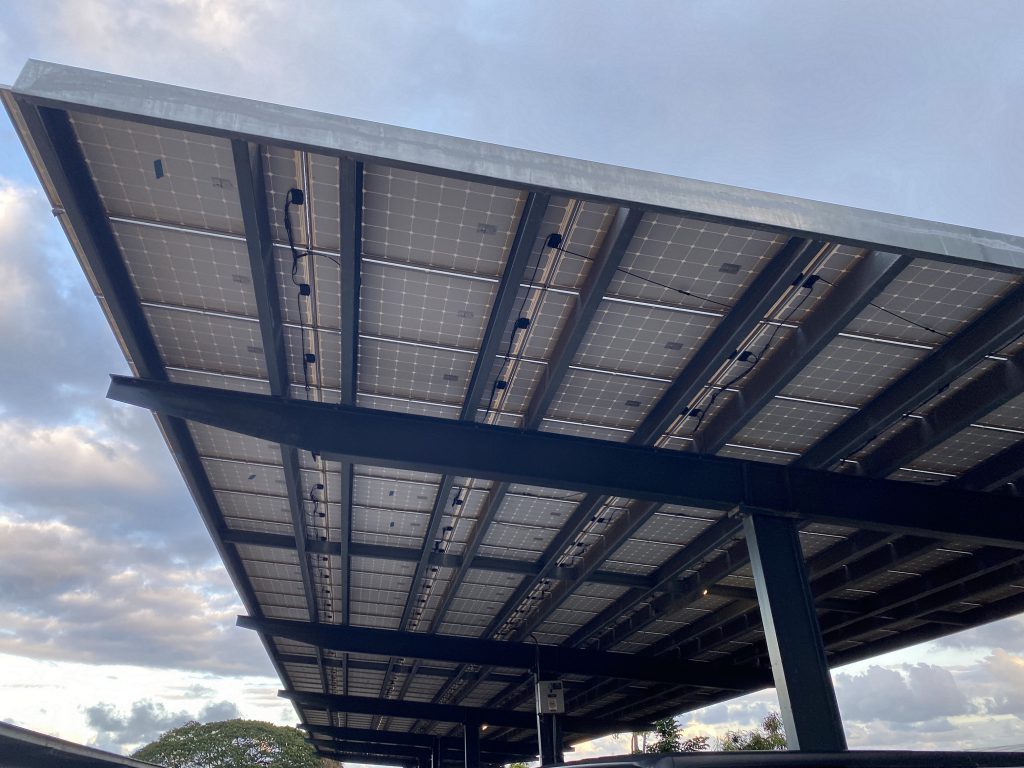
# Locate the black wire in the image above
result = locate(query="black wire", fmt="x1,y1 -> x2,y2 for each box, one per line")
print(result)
286,191 -> 313,395
690,280 -> 816,435
297,293 -> 310,394
816,276 -> 951,340
552,244 -> 733,310
484,242 -> 553,414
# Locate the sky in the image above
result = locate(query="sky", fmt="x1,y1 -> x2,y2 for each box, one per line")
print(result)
1,0 -> 1023,761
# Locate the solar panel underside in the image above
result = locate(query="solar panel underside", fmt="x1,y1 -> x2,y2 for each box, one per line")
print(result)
14,87 -> 1024,756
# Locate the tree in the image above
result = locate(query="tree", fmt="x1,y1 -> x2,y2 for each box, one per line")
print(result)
632,718 -> 710,753
132,719 -> 320,768
720,712 -> 787,751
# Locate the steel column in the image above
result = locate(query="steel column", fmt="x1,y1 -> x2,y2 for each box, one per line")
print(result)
463,721 -> 480,768
536,713 -> 562,766
743,513 -> 846,751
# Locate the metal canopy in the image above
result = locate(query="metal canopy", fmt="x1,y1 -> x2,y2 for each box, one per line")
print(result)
7,59 -> 1024,766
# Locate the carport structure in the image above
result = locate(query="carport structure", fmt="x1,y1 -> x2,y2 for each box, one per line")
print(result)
6,59 -> 1024,767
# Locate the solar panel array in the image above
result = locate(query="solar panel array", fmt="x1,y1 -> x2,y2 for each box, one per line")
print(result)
7,62 -> 1024,765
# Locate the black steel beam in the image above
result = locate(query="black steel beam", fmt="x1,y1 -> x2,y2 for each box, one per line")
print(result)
818,546 -> 1024,642
859,348 -> 1024,478
798,281 -> 1024,470
241,615 -> 749,688
278,653 -> 522,685
283,690 -> 644,735
220,528 -> 649,588
109,375 -> 1024,549
388,195 -> 549,723
744,514 -> 846,751
337,158 -> 362,683
303,725 -> 533,756
309,740 -> 525,767
562,532 -> 922,720
11,105 -> 291,688
565,516 -> 743,649
951,438 -> 1024,492
631,237 -> 822,445
462,192 -> 550,418
232,140 -> 329,710
505,500 -> 661,641
310,749 -> 408,767
523,206 -> 643,427
696,251 -> 910,454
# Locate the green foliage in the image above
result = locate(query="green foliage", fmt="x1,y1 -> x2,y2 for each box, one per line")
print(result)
506,763 -> 529,768
720,712 -> 787,751
132,719 -> 320,768
632,718 -> 710,753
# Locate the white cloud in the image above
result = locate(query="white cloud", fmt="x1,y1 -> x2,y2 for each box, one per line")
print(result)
835,663 -> 972,724
0,514 -> 270,675
85,698 -> 241,752
0,420 -> 159,492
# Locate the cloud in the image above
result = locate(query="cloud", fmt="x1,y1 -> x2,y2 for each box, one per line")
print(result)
85,698 -> 240,751
0,514 -> 271,675
939,615 -> 1024,654
835,663 -> 972,724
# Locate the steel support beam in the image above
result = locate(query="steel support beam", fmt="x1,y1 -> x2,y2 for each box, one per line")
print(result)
536,713 -> 562,767
280,653 -> 522,685
951,439 -> 1024,492
109,375 -> 1024,548
241,615 -> 748,688
386,193 -> 549,725
219,528 -> 649,587
431,737 -> 441,768
566,516 -> 744,649
304,725 -> 532,756
463,721 -> 480,768
696,251 -> 910,454
232,140 -> 331,714
471,239 -> 825,722
524,206 -> 643,427
798,282 -> 1024,470
632,237 -> 822,445
859,348 -> 1024,478
743,513 -> 846,751
337,159 -> 362,702
18,60 -> 1024,273
6,104 -> 292,690
501,239 -> 820,640
462,192 -> 550,418
282,690 -> 643,735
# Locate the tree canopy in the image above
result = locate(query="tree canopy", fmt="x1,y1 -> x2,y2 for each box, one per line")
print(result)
720,712 -> 788,751
132,719 -> 320,768
632,717 -> 710,754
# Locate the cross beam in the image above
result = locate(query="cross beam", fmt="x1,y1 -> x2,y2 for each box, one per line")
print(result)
241,615 -> 749,688
283,690 -> 644,735
110,375 -> 1024,548
303,725 -> 534,756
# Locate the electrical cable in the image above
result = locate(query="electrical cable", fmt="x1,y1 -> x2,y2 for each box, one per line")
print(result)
483,236 -> 558,414
551,243 -> 733,310
285,189 -> 314,395
816,276 -> 951,340
690,276 -> 818,435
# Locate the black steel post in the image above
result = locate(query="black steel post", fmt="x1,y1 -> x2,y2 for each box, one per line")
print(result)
463,720 -> 480,768
743,513 -> 846,751
431,736 -> 442,768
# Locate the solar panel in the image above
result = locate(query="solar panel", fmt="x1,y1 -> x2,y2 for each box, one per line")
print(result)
10,61 -> 1024,761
